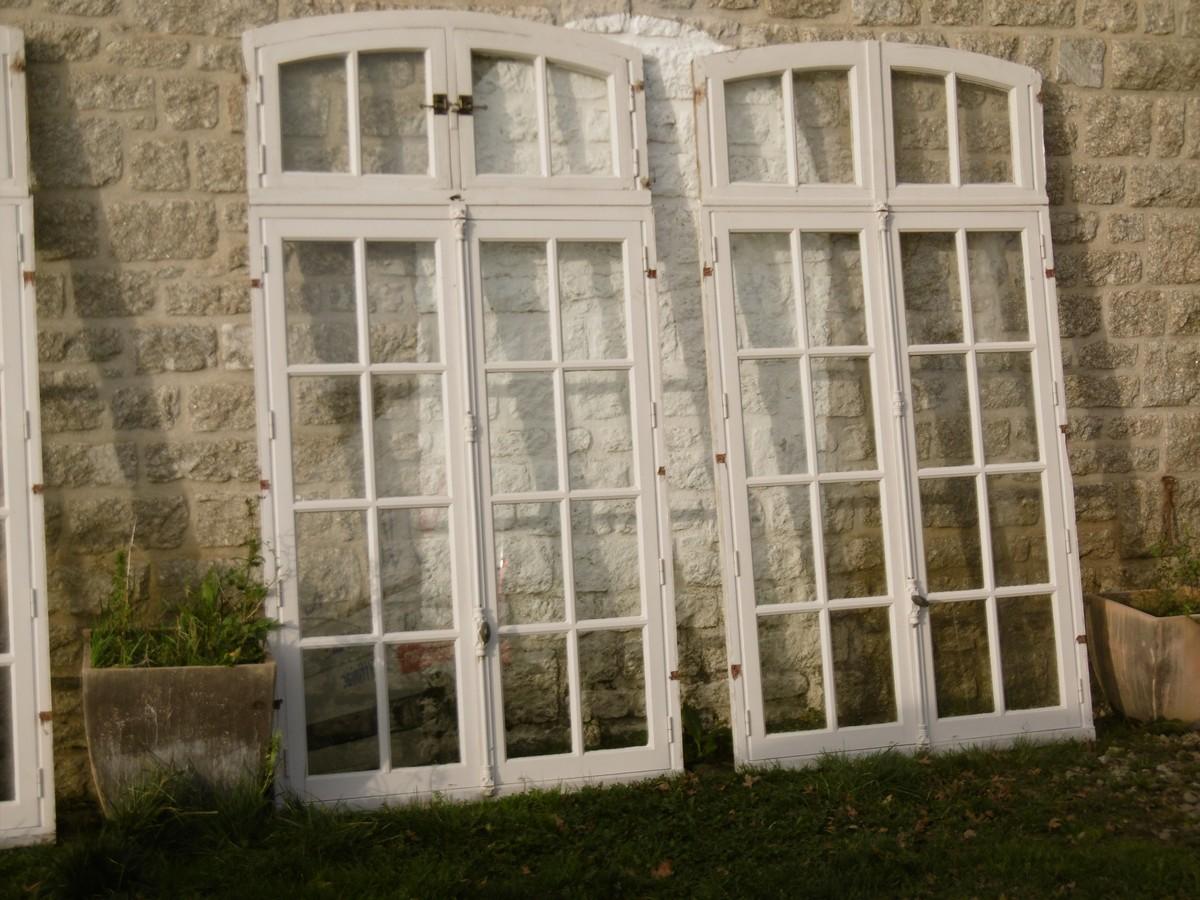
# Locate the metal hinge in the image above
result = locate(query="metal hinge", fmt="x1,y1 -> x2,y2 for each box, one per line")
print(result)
1066,528 -> 1074,555
667,716 -> 674,743
256,74 -> 264,105
261,245 -> 269,274
893,390 -> 906,418
1051,382 -> 1060,406
703,264 -> 713,277
642,246 -> 656,279
733,550 -> 741,576
1045,267 -> 1055,279
658,559 -> 667,586
715,452 -> 727,464
31,588 -> 37,618
465,411 -> 478,443
744,709 -> 752,737
650,400 -> 658,429
454,95 -> 481,115
258,144 -> 267,176
267,411 -> 276,440
17,230 -> 24,264
1077,678 -> 1085,704
37,768 -> 45,798
24,410 -> 31,440
721,393 -> 730,419
422,93 -> 450,115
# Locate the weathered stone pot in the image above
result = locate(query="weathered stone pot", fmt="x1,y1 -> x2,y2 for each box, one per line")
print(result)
1085,592 -> 1200,723
82,642 -> 276,815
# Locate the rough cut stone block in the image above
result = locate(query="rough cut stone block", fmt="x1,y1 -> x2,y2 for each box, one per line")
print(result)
35,198 -> 99,260
130,139 -> 190,191
66,496 -> 189,552
954,33 -> 1017,60
1145,0 -> 1177,34
1055,248 -> 1142,287
219,323 -> 254,370
1056,293 -> 1102,338
73,270 -> 157,317
109,200 -> 218,261
988,0 -> 1074,27
1166,413 -> 1200,470
1057,38 -> 1106,88
1084,97 -> 1152,157
194,493 -> 259,547
188,384 -> 257,432
1077,341 -> 1138,369
929,0 -> 984,25
1065,373 -> 1141,407
1108,212 -> 1145,243
112,386 -> 181,431
23,21 -> 101,62
1143,344 -> 1200,405
1129,162 -> 1200,207
47,0 -> 119,14
1082,0 -> 1138,32
105,37 -> 191,69
1167,290 -> 1200,333
40,371 -> 104,433
30,118 -> 122,188
763,0 -> 841,18
36,273 -> 67,319
1074,483 -> 1118,521
1147,215 -> 1200,283
38,327 -> 122,364
852,0 -> 920,25
1154,98 -> 1185,157
197,43 -> 244,74
195,140 -> 246,192
72,74 -> 155,111
1110,41 -> 1200,90
1049,211 -> 1098,244
132,0 -> 277,37
1108,289 -> 1166,336
133,326 -> 217,373
1070,163 -> 1126,205
43,443 -> 138,488
144,439 -> 258,483
162,78 -> 220,130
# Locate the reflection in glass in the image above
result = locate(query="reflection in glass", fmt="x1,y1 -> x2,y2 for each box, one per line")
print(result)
811,357 -> 876,472
502,634 -> 572,758
579,629 -> 648,750
821,481 -> 887,599
290,376 -> 364,501
930,600 -> 994,718
919,477 -> 983,592
304,646 -> 379,775
749,485 -> 816,606
968,232 -> 1029,342
480,242 -> 551,362
793,69 -> 854,184
284,241 -> 357,365
548,63 -> 613,176
373,375 -> 445,498
901,232 -> 963,345
365,241 -> 440,364
831,606 -> 897,727
892,71 -> 949,184
740,359 -> 807,477
802,232 -> 866,346
559,242 -> 627,360
731,231 -> 797,349
997,595 -> 1060,710
572,499 -> 641,620
472,54 -> 539,175
281,56 -> 349,172
296,510 -> 371,637
957,80 -> 1012,184
387,641 -> 460,767
379,508 -> 453,632
978,352 -> 1039,464
0,667 -> 11,801
759,613 -> 827,733
726,75 -> 787,184
358,51 -> 429,175
494,502 -> 564,625
987,473 -> 1050,587
487,373 -> 559,494
564,370 -> 633,490
909,354 -> 973,468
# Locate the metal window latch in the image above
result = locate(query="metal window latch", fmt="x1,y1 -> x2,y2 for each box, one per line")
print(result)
455,95 -> 486,115
476,616 -> 491,649
911,591 -> 930,609
422,94 -> 450,115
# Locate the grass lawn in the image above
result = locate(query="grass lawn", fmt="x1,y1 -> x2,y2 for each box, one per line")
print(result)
2,719 -> 1198,898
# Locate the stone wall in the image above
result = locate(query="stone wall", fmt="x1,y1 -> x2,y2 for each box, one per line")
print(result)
2,0 -> 1198,799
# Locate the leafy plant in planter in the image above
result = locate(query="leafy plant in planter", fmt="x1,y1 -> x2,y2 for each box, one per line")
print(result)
83,540 -> 279,815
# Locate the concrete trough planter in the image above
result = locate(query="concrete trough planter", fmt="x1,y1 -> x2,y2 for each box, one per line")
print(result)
1084,592 -> 1200,723
82,645 -> 277,815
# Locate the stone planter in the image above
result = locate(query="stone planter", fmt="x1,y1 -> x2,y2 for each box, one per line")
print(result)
1084,592 -> 1200,723
82,643 -> 277,815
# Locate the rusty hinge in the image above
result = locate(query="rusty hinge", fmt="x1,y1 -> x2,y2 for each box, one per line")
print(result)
631,80 -> 645,93
250,277 -> 261,289
657,465 -> 666,476
422,93 -> 450,115
1059,423 -> 1070,436
669,670 -> 681,681
1075,634 -> 1087,645
645,267 -> 657,279
259,479 -> 271,492
639,176 -> 652,189
730,663 -> 742,680
693,84 -> 706,103
455,95 -> 484,115
1045,267 -> 1055,279
38,710 -> 52,723
31,483 -> 44,495
702,265 -> 713,277
22,270 -> 34,285
715,452 -> 727,464
10,54 -> 25,73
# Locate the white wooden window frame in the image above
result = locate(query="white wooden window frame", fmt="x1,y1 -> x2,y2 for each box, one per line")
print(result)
693,42 -> 1091,768
0,25 -> 54,849
246,13 -> 681,807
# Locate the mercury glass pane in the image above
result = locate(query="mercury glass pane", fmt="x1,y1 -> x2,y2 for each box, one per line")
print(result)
579,629 -> 647,751
494,502 -> 564,625
987,473 -> 1050,587
281,56 -> 349,173
725,75 -> 788,184
290,376 -> 364,501
473,53 -> 540,176
740,359 -> 807,477
284,241 -> 357,365
296,510 -> 371,637
373,374 -> 445,498
731,232 -> 797,349
909,354 -> 973,468
891,71 -> 949,184
812,357 -> 876,472
901,232 -> 963,345
0,667 -> 11,801
379,508 -> 453,632
967,232 -> 1029,342
564,370 -> 633,490
359,51 -> 429,175
304,646 -> 379,775
547,63 -> 613,176
558,242 -> 627,361
480,242 -> 551,362
759,613 -> 827,733
802,232 -> 867,346
930,600 -> 994,718
978,352 -> 1039,464
831,606 -> 897,727
572,499 -> 640,620
821,481 -> 887,599
997,594 -> 1060,710
919,477 -> 983,592
502,633 -> 572,758
366,241 -> 440,364
749,485 -> 817,606
792,69 -> 854,184
487,373 -> 559,494
0,522 -> 6,654
386,641 -> 460,767
957,80 -> 1012,184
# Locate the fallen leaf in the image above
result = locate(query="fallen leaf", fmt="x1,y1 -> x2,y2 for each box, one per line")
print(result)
1048,818 -> 1062,831
651,860 -> 673,879
963,829 -> 976,840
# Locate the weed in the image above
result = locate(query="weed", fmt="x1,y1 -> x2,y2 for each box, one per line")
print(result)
1149,535 -> 1200,616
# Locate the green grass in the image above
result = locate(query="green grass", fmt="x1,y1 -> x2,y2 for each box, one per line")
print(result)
3,719 -> 1199,898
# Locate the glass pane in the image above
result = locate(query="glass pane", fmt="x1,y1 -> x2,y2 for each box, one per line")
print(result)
579,629 -> 647,751
281,56 -> 350,173
284,241 -> 357,365
472,53 -> 539,176
480,242 -> 551,362
502,633 -> 572,758
811,357 -> 876,472
359,51 -> 429,176
891,71 -> 949,184
987,473 -> 1050,587
365,241 -> 440,364
487,373 -> 559,494
379,508 -> 453,632
558,242 -> 627,361
909,354 -> 973,468
547,62 -> 613,176
304,646 -> 379,775
901,232 -> 963,345
387,641 -> 460,767
0,522 -> 6,654
731,231 -> 797,349
957,80 -> 1012,184
997,594 -> 1060,710
725,75 -> 787,184
831,606 -> 897,727
296,510 -> 371,637
919,477 -> 983,592
758,613 -> 826,733
930,600 -> 994,717
494,502 -> 564,625
968,232 -> 1029,342
802,232 -> 866,346
749,485 -> 817,606
978,352 -> 1039,464
792,69 -> 854,184
290,376 -> 364,501
0,667 -> 11,801
821,481 -> 887,599
373,375 -> 445,498
564,370 -> 633,490
572,499 -> 640,620
740,359 -> 807,477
